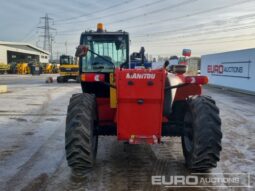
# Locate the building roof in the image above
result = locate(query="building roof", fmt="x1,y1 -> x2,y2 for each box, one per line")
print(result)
0,41 -> 50,55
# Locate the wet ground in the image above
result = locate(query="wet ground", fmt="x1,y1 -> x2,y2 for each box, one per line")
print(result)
0,74 -> 254,191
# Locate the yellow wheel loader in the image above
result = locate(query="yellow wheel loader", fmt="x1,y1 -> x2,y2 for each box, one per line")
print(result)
16,63 -> 30,74
42,63 -> 53,74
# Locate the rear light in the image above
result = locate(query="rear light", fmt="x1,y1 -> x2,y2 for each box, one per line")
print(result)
81,73 -> 105,82
185,76 -> 209,85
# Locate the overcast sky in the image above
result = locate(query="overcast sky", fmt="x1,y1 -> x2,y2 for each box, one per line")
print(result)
1,0 -> 255,58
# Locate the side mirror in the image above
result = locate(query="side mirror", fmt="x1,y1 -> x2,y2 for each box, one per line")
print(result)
182,49 -> 191,57
163,60 -> 169,69
75,45 -> 89,57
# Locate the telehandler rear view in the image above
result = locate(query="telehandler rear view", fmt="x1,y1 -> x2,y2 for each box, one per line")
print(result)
65,23 -> 222,175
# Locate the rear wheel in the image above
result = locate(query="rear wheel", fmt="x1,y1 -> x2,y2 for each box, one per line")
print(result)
65,93 -> 98,175
182,95 -> 222,171
57,76 -> 63,83
63,77 -> 68,82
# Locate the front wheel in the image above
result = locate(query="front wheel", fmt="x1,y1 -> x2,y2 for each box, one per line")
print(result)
65,93 -> 98,175
182,96 -> 222,171
76,76 -> 81,83
57,76 -> 63,83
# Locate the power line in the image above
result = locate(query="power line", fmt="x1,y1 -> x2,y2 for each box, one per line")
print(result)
147,37 -> 255,48
51,0 -> 255,54
56,12 -> 255,40
56,0 -> 198,34
135,33 -> 255,47
108,0 -> 199,25
132,19 -> 255,38
131,0 -> 255,37
22,28 -> 36,41
53,23 -> 255,49
176,24 -> 255,39
55,0 -> 199,35
131,24 -> 255,45
56,0 -> 168,26
53,18 -> 255,49
22,29 -> 37,42
136,32 -> 255,45
54,0 -> 198,34
55,0 -> 136,23
55,0 -> 252,36
132,22 -> 255,44
143,37 -> 255,56
21,20 -> 42,42
119,0 -> 255,30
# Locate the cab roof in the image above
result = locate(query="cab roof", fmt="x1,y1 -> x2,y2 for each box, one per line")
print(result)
81,30 -> 129,36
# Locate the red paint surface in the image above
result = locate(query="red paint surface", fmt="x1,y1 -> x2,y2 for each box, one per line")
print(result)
116,69 -> 166,142
96,98 -> 115,126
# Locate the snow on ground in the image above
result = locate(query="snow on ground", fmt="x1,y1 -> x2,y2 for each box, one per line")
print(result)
0,75 -> 254,191
203,86 -> 255,189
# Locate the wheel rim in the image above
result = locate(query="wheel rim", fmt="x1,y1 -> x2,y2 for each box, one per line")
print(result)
184,110 -> 193,153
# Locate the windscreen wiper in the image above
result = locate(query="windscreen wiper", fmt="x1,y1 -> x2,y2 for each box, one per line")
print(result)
88,49 -> 115,69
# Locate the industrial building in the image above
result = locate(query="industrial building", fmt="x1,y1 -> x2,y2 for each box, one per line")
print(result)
0,41 -> 49,65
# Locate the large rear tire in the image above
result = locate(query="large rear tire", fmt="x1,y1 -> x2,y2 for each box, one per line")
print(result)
182,95 -> 222,171
65,93 -> 98,175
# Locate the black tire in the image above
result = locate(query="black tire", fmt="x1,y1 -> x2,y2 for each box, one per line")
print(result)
76,76 -> 81,83
63,77 -> 68,83
57,76 -> 63,83
182,95 -> 222,171
65,93 -> 98,175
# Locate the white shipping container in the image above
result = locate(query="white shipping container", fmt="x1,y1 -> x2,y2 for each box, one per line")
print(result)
201,48 -> 255,93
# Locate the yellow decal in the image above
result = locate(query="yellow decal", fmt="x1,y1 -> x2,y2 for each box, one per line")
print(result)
110,73 -> 117,108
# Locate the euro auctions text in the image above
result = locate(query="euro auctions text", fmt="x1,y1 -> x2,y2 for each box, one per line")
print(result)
151,173 -> 251,188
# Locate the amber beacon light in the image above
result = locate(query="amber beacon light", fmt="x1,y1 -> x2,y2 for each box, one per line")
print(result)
97,23 -> 104,32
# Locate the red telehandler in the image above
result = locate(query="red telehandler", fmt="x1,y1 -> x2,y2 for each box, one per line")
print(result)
65,23 -> 222,175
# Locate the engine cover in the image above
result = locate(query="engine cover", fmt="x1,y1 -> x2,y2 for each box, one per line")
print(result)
116,69 -> 166,144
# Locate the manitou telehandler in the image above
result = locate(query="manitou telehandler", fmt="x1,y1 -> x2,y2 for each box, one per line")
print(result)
65,23 -> 222,175
57,55 -> 79,83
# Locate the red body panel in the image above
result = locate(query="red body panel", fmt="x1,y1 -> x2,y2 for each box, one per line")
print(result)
174,84 -> 202,101
173,74 -> 202,101
116,69 -> 166,143
95,70 -> 203,142
96,98 -> 116,126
